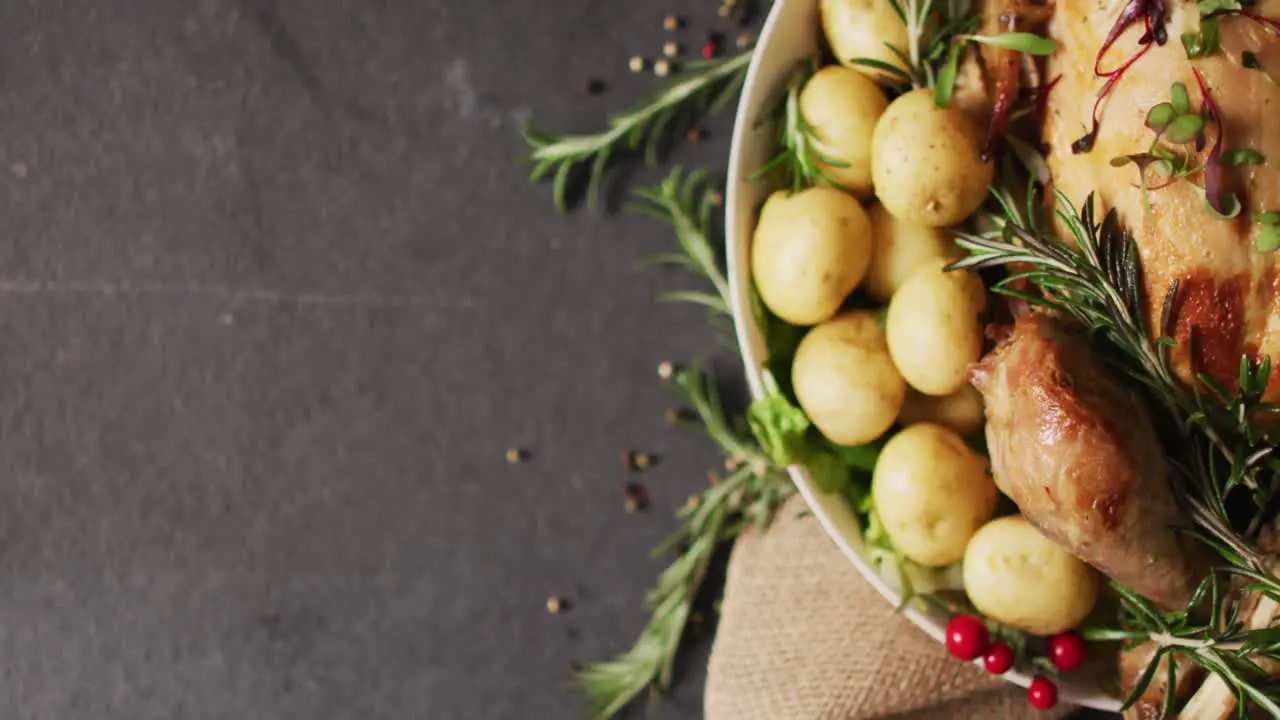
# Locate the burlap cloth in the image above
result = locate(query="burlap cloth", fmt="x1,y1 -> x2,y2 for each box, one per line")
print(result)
705,495 -> 1079,719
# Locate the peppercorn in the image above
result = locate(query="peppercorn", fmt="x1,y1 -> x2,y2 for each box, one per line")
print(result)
622,482 -> 649,512
653,59 -> 672,78
657,361 -> 675,379
624,450 -> 656,471
662,41 -> 679,59
505,447 -> 527,464
662,14 -> 681,31
581,78 -> 606,96
546,596 -> 567,614
628,55 -> 647,73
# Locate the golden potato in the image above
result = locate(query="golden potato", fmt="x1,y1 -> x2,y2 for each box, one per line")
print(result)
886,258 -> 987,396
751,187 -> 873,326
871,89 -> 994,227
793,310 -> 906,445
820,0 -> 910,82
898,384 -> 985,437
798,66 -> 888,197
863,202 -> 960,302
963,516 -> 1100,635
871,423 -> 996,567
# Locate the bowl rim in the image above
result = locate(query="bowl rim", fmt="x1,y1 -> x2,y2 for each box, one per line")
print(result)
722,0 -> 1120,710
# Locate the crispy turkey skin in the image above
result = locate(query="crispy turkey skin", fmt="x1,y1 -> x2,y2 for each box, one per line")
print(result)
1043,0 -> 1280,398
971,313 -> 1210,609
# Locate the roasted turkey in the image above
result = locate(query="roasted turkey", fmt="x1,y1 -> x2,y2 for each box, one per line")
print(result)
970,312 -> 1211,609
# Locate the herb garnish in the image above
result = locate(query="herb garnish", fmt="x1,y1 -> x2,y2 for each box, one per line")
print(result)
1073,0 -> 1170,153
751,59 -> 855,193
1256,212 -> 1280,252
522,49 -> 752,212
934,32 -> 1057,108
572,169 -> 799,720
1183,0 -> 1279,59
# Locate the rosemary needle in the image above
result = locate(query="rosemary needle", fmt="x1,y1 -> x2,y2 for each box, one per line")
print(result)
521,50 -> 752,213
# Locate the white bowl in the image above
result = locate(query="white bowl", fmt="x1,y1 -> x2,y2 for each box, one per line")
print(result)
724,0 -> 1120,711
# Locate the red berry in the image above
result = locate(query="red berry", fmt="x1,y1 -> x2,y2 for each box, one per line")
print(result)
702,41 -> 717,59
1028,676 -> 1058,710
1048,630 -> 1088,671
945,614 -> 990,660
982,642 -> 1013,674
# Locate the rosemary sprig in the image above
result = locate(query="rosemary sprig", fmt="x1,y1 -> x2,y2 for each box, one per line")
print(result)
751,59 -> 853,193
572,170 -> 796,719
573,364 -> 793,720
522,50 -> 753,213
849,0 -> 981,89
631,168 -> 731,318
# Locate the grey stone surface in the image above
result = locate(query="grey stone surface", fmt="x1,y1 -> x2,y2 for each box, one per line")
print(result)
0,1 -> 734,718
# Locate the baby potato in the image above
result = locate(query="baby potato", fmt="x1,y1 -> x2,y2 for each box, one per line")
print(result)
820,0 -> 910,82
886,258 -> 987,396
793,310 -> 906,446
798,66 -> 888,197
963,516 -> 1100,635
871,89 -> 994,227
751,187 -> 873,326
863,202 -> 960,302
898,384 -> 985,438
871,423 -> 996,567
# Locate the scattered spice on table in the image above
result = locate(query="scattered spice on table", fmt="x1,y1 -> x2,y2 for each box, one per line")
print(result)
624,450 -> 655,471
546,596 -> 567,614
653,59 -> 672,78
622,482 -> 649,513
662,14 -> 681,31
505,447 -> 527,464
628,55 -> 647,74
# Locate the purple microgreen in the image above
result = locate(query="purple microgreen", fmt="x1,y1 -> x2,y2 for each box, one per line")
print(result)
1096,0 -> 1165,75
1193,68 -> 1238,218
1206,189 -> 1241,218
1222,148 -> 1266,166
1078,0 -> 1170,153
1146,102 -> 1178,131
